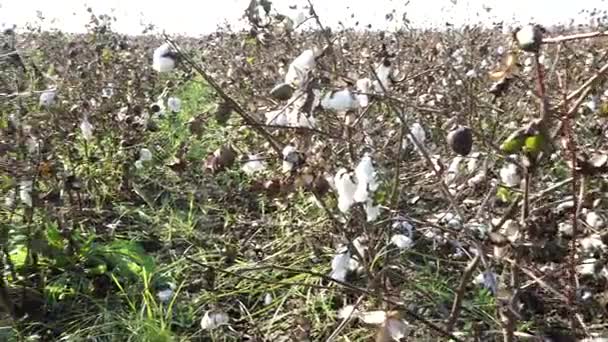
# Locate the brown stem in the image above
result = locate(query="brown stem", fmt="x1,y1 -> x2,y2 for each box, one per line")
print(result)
543,30 -> 608,44
446,254 -> 480,332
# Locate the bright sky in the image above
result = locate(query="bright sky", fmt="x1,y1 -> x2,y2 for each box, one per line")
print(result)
0,0 -> 606,35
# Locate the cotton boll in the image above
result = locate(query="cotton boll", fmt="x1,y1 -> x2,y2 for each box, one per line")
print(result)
473,271 -> 498,294
330,251 -> 352,282
358,310 -> 387,325
408,122 -> 426,147
80,117 -> 94,141
500,163 -> 520,187
586,211 -> 605,229
241,154 -> 266,175
445,157 -> 464,184
200,311 -> 229,330
501,219 -> 520,242
39,90 -> 56,108
354,154 -> 378,203
285,49 -> 315,86
167,97 -> 181,113
281,145 -> 298,173
383,317 -> 410,341
153,43 -> 177,72
19,180 -> 33,207
157,284 -> 175,303
465,69 -> 477,78
334,169 -> 357,213
467,171 -> 486,187
364,199 -> 381,222
515,25 -> 542,52
391,234 -> 413,249
373,62 -> 391,92
321,89 -> 358,112
264,293 -> 273,306
265,109 -> 289,126
338,305 -> 358,319
139,148 -> 153,162
580,234 -> 606,254
559,222 -> 574,237
355,78 -> 372,107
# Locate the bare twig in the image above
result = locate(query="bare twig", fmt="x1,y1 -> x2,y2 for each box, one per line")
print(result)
543,30 -> 608,44
446,254 -> 480,332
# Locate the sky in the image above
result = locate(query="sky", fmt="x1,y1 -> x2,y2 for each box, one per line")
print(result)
0,0 -> 606,35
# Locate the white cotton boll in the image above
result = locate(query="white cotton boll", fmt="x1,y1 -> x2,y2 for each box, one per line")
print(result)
167,97 -> 181,113
586,211 -> 605,229
157,288 -> 174,303
384,318 -> 410,340
586,95 -> 599,112
373,63 -> 391,92
354,154 -> 378,203
153,43 -> 176,73
4,190 -> 15,207
352,236 -> 368,258
500,163 -> 520,187
501,219 -> 520,242
80,117 -> 94,141
334,169 -> 357,213
200,311 -> 229,330
39,90 -> 56,107
285,49 -> 315,86
467,171 -> 486,187
281,145 -> 297,173
577,258 -> 599,276
496,46 -> 505,55
408,122 -> 426,146
241,154 -> 266,175
559,222 -> 574,237
330,251 -> 351,282
391,234 -> 413,250
101,85 -> 114,98
19,180 -> 33,207
355,78 -> 372,107
358,310 -> 387,325
516,25 -> 537,47
264,293 -> 273,306
139,148 -> 153,162
338,305 -> 358,319
465,69 -> 477,78
580,234 -> 606,254
473,271 -> 498,294
364,200 -> 381,222
265,109 -> 289,126
321,89 -> 358,112
445,157 -> 463,184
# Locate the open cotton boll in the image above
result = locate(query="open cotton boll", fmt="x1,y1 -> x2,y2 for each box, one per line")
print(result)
382,317 -> 410,341
445,157 -> 464,184
364,199 -> 381,222
153,43 -> 177,73
265,109 -> 289,126
281,145 -> 298,173
39,90 -> 56,108
80,117 -> 94,141
355,78 -> 372,107
407,122 -> 426,148
321,89 -> 358,112
19,180 -> 33,207
285,49 -> 315,86
580,234 -> 606,254
473,271 -> 498,294
586,211 -> 605,229
330,251 -> 352,282
373,62 -> 391,92
200,311 -> 229,330
391,234 -> 413,250
334,169 -> 357,213
241,154 -> 266,175
139,148 -> 153,162
167,97 -> 182,113
338,305 -> 358,319
500,163 -> 520,187
515,25 -> 541,52
354,154 -> 378,203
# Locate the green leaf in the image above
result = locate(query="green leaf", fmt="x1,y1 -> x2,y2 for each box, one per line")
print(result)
496,186 -> 513,203
246,56 -> 255,65
86,240 -> 155,280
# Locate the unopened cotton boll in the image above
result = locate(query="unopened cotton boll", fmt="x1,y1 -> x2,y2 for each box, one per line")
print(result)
39,90 -> 56,107
200,311 -> 229,330
167,97 -> 181,113
153,43 -> 177,72
334,169 -> 357,213
500,163 -> 520,187
80,117 -> 94,141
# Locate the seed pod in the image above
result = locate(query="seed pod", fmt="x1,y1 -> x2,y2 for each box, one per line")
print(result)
269,83 -> 294,101
214,101 -> 233,126
447,126 -> 473,156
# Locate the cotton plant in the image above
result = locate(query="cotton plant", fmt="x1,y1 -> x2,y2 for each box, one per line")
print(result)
152,43 -> 177,73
